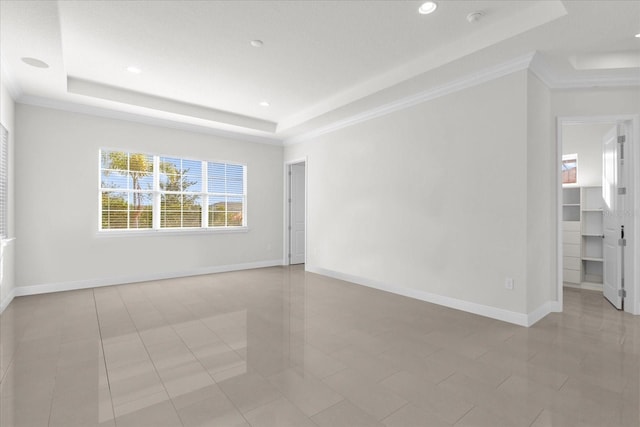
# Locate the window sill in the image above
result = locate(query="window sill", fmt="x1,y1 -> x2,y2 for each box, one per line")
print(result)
96,227 -> 249,238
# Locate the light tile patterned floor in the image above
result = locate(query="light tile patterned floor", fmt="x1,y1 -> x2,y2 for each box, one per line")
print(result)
0,266 -> 638,426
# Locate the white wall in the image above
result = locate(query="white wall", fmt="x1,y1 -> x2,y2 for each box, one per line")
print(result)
562,123 -> 612,187
286,71 -> 531,320
0,68 -> 15,312
14,105 -> 283,291
526,72 -> 554,314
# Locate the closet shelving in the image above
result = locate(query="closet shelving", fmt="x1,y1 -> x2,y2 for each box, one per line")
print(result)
562,186 -> 604,290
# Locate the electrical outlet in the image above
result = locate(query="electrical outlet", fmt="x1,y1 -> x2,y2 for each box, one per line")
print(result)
505,277 -> 514,290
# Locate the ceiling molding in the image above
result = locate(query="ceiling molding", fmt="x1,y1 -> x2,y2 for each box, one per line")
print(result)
547,75 -> 640,89
286,52 -> 640,146
0,53 -> 23,101
529,54 -> 640,89
285,52 -> 536,145
18,94 -> 284,146
67,77 -> 278,134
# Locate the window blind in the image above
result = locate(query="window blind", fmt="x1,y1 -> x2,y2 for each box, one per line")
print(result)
0,125 -> 7,238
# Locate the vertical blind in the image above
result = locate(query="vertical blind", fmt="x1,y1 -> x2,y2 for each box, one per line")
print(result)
0,125 -> 7,238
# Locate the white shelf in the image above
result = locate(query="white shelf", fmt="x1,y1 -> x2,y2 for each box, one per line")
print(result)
562,186 -> 604,289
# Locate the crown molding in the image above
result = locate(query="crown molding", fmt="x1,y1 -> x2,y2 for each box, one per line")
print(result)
529,53 -> 640,89
0,53 -> 23,101
18,94 -> 284,146
285,52 -> 536,145
286,52 -> 639,145
549,75 -> 640,89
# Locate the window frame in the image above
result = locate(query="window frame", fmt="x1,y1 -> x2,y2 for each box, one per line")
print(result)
98,148 -> 247,234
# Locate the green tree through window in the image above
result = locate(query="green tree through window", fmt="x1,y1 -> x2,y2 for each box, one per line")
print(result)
100,150 -> 245,231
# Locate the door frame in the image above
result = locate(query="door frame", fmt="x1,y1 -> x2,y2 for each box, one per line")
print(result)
283,157 -> 307,266
556,115 -> 639,315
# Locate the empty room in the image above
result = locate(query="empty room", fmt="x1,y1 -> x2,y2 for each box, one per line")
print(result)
1,1 -> 639,426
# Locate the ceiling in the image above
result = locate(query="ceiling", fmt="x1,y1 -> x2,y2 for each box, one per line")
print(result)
1,1 -> 639,144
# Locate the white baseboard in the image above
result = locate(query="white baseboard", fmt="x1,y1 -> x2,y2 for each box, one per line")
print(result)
306,265 -> 558,327
13,259 -> 283,298
563,282 -> 603,292
0,287 -> 16,314
526,301 -> 561,326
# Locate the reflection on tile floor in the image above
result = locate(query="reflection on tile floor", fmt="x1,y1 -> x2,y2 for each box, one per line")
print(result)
0,266 -> 638,426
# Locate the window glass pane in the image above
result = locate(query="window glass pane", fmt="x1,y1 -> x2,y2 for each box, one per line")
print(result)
210,211 -> 226,227
101,151 -> 153,190
227,179 -> 243,194
182,159 -> 202,192
227,197 -> 243,212
208,162 -> 226,193
226,212 -> 242,226
101,172 -> 128,189
100,150 -> 245,231
209,196 -> 225,212
159,157 -> 181,191
101,191 -> 152,230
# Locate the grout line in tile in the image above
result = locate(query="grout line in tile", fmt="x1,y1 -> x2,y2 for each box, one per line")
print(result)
92,288 -> 117,426
379,401 -> 410,424
528,407 -> 546,427
452,403 -> 476,426
113,285 -> 186,427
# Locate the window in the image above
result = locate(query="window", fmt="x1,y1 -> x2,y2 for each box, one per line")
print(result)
562,153 -> 578,184
100,149 -> 246,231
0,125 -> 7,238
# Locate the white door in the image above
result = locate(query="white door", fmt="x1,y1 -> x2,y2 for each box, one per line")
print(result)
602,126 -> 622,309
290,163 -> 305,264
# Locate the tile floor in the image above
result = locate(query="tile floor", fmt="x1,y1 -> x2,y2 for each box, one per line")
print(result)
0,266 -> 638,426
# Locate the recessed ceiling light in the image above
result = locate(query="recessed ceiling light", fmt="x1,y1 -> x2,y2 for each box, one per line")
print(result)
250,40 -> 264,48
418,1 -> 438,15
635,33 -> 640,38
259,101 -> 270,107
127,66 -> 142,74
21,57 -> 49,68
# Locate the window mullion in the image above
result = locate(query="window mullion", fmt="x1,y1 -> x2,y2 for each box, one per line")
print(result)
202,161 -> 208,228
153,155 -> 161,230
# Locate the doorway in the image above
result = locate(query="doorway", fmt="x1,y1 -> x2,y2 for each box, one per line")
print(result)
557,116 -> 638,314
286,160 -> 306,265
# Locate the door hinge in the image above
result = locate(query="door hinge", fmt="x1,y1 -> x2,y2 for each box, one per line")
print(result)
617,187 -> 626,195
618,289 -> 626,298
288,225 -> 291,230
617,135 -> 626,144
618,238 -> 627,246
288,198 -> 291,203
289,171 -> 292,176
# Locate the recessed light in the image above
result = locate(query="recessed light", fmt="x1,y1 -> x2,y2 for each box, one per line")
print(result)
21,57 -> 49,68
127,66 -> 142,74
418,1 -> 437,15
259,101 -> 270,107
250,40 -> 264,48
635,33 -> 640,38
